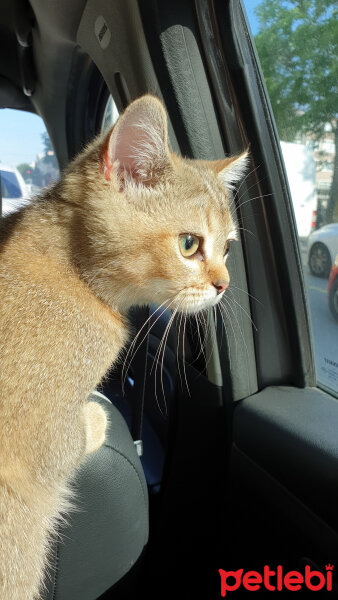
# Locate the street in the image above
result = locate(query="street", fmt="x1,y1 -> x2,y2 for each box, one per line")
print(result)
299,238 -> 338,395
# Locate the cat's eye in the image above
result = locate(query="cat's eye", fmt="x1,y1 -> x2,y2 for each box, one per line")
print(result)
224,241 -> 230,257
179,234 -> 200,258
224,239 -> 234,258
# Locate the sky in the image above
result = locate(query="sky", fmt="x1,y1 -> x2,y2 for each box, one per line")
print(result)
0,1 -> 261,169
244,0 -> 261,36
0,109 -> 47,169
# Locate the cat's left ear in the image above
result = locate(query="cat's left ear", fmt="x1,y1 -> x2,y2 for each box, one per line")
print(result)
209,150 -> 249,188
103,95 -> 171,186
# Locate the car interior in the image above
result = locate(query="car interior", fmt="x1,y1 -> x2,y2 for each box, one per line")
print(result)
1,0 -> 337,598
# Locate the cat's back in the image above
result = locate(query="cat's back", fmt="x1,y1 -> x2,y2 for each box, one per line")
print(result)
0,199 -> 127,396
0,200 -> 78,314
1,196 -> 95,310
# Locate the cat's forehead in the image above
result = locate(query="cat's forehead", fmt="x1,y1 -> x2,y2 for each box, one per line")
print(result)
124,157 -> 235,238
162,189 -> 235,244
185,206 -> 234,249
173,162 -> 234,227
176,160 -> 232,208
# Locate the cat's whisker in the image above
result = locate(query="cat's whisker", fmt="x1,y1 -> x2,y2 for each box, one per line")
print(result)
127,300 -> 173,360
152,305 -> 180,416
235,225 -> 256,239
213,304 -> 225,351
218,297 -> 239,359
234,193 -> 273,214
176,311 -> 184,389
201,309 -> 213,360
232,161 -> 263,204
159,308 -> 179,415
229,284 -> 264,306
201,308 -> 215,367
121,298 -> 173,394
201,309 -> 210,347
181,312 -> 191,398
220,293 -> 252,363
213,305 -> 217,329
151,296 -> 185,381
203,308 -> 224,372
226,290 -> 258,332
228,192 -> 273,228
149,301 -> 179,379
121,300 -> 174,393
232,167 -> 266,206
174,307 -> 191,395
193,311 -> 207,364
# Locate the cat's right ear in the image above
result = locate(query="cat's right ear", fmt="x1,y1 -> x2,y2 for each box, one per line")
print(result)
209,150 -> 249,189
103,95 -> 171,186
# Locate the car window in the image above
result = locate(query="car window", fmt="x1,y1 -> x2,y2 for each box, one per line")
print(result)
101,96 -> 119,133
243,0 -> 338,396
0,108 -> 59,216
1,170 -> 23,199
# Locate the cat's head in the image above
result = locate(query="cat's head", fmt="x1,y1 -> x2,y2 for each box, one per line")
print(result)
74,95 -> 248,314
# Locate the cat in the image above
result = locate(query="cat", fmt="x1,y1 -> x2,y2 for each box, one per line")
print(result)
0,94 -> 247,599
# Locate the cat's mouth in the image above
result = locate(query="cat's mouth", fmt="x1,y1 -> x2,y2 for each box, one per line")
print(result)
174,287 -> 224,314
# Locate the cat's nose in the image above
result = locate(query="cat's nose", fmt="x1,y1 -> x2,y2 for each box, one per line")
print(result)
212,280 -> 229,294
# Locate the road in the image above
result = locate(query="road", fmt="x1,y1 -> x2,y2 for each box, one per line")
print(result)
299,238 -> 338,395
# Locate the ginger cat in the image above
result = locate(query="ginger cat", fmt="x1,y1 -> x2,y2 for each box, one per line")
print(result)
0,95 -> 247,599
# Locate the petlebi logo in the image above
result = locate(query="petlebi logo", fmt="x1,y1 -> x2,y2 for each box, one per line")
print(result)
219,564 -> 334,595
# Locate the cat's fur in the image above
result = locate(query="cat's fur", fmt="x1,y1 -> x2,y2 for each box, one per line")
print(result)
0,95 -> 247,599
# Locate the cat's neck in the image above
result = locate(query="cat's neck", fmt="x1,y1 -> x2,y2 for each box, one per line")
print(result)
4,185 -> 129,316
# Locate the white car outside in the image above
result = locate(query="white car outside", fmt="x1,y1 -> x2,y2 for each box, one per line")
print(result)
280,141 -> 317,239
0,164 -> 31,216
308,223 -> 338,278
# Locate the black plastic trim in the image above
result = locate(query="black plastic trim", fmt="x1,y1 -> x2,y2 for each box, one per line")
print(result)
234,386 -> 338,532
204,0 -> 316,388
65,50 -> 110,161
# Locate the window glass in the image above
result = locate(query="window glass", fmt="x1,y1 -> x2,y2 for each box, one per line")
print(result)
1,170 -> 23,199
101,96 -> 119,132
0,109 -> 59,216
244,1 -> 338,395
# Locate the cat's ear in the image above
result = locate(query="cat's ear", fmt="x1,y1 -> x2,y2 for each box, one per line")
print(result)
103,95 -> 170,186
209,150 -> 249,188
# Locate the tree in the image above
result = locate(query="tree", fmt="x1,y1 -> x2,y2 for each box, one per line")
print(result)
41,131 -> 53,154
41,132 -> 58,169
254,1 -> 338,223
17,163 -> 32,181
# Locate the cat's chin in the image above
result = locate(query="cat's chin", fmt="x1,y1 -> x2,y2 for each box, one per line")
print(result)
175,293 -> 223,315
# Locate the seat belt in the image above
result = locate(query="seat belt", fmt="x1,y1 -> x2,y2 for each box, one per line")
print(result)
130,305 -> 150,457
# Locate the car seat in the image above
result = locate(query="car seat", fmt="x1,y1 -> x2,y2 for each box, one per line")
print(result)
43,391 -> 149,600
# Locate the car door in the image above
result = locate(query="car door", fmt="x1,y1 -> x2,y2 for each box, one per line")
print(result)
188,1 -> 337,596
226,0 -> 338,586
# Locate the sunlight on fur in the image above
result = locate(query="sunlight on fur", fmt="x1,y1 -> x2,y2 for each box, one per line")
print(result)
0,94 -> 248,599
